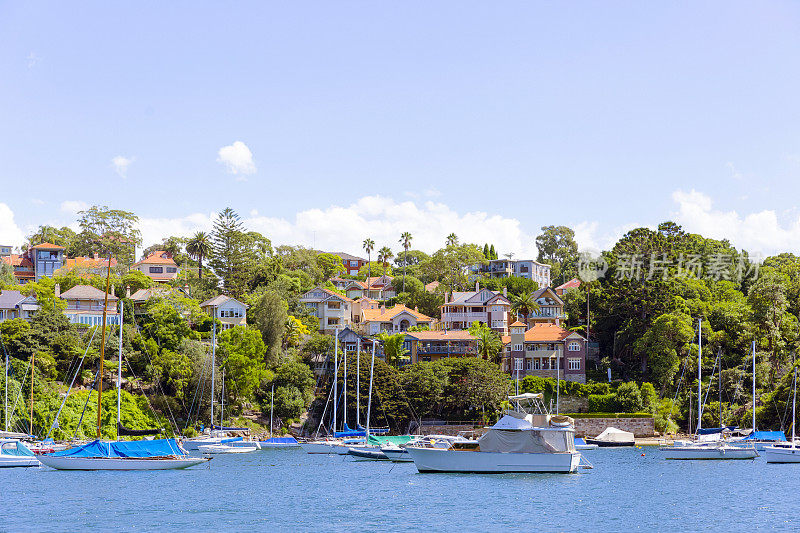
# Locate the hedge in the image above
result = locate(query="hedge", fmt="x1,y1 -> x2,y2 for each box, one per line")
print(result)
563,412 -> 653,419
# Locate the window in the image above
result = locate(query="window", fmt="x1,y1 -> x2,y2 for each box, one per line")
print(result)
514,359 -> 524,371
166,267 -> 177,273
350,260 -> 357,267
534,359 -> 541,370
568,342 -> 581,352
149,266 -> 163,273
525,359 -> 532,370
513,344 -> 523,352
568,358 -> 581,371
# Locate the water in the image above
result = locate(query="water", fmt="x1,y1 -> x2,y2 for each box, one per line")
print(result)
3,448 -> 799,532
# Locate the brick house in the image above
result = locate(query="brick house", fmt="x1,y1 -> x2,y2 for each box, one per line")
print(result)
502,322 -> 586,383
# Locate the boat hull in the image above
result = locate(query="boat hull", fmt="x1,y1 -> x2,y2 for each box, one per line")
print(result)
0,456 -> 39,467
661,446 -> 759,460
764,446 -> 800,463
575,444 -> 599,451
381,448 -> 412,462
406,447 -> 581,473
37,455 -> 209,470
585,439 -> 634,447
348,446 -> 389,460
198,444 -> 257,454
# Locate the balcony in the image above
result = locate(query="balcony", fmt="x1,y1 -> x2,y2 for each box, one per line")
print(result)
525,349 -> 562,358
443,312 -> 488,322
417,345 -> 478,355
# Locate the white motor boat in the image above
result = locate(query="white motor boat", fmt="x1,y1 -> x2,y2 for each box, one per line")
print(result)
0,440 -> 39,468
661,441 -> 759,460
585,427 -> 635,447
407,394 -> 581,474
198,442 -> 259,454
764,368 -> 800,463
574,437 -> 599,451
381,435 -> 470,462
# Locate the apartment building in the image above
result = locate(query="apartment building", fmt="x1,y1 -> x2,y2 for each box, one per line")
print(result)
439,286 -> 511,334
502,322 -> 586,383
404,330 -> 478,364
483,258 -> 551,287
331,252 -> 367,276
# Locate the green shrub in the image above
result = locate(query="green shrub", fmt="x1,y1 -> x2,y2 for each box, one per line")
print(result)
588,393 -> 618,412
640,382 -> 658,413
616,382 -> 643,412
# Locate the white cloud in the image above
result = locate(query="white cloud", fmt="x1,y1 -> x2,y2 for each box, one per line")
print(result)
0,204 -> 25,248
217,141 -> 256,177
112,155 -> 134,178
30,198 -> 45,206
27,52 -> 40,69
672,189 -> 800,255
137,196 -> 543,259
60,200 -> 88,215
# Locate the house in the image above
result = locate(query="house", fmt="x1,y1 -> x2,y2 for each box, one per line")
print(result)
0,245 -> 12,257
439,285 -> 511,334
331,252 -> 368,276
337,326 -> 376,354
1,254 -> 34,283
404,330 -> 478,364
129,286 -> 185,314
133,251 -> 180,282
359,304 -> 434,335
364,275 -> 396,300
351,297 -> 379,325
0,290 -> 39,322
57,255 -> 118,277
424,280 -> 440,293
482,258 -> 551,287
501,322 -> 586,383
199,295 -> 248,330
2,242 -> 66,283
555,278 -> 581,297
58,284 -> 120,326
299,286 -> 352,334
527,287 -> 566,326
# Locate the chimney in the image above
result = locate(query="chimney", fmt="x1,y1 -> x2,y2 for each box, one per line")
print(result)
475,281 -> 479,291
126,285 -> 131,298
503,287 -> 507,297
111,284 -> 116,297
55,284 -> 60,298
380,304 -> 385,315
414,306 -> 419,312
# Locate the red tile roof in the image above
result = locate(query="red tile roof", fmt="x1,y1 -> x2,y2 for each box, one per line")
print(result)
134,251 -> 177,266
501,323 -> 581,344
31,242 -> 65,250
555,278 -> 581,291
362,304 -> 433,323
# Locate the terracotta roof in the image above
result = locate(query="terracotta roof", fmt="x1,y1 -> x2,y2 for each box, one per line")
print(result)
509,321 -> 527,327
30,242 -> 65,250
424,281 -> 440,293
405,330 -> 476,341
362,304 -> 432,323
60,285 -> 118,301
61,256 -> 118,271
501,323 -> 583,344
134,251 -> 177,266
555,278 -> 582,291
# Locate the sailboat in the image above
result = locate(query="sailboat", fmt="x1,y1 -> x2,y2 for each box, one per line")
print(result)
0,335 -> 37,467
661,319 -> 758,460
38,259 -> 208,471
763,366 -> 800,463
259,383 -> 300,448
198,371 -> 259,454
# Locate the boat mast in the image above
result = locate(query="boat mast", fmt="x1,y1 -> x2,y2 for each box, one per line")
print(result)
30,351 -> 34,436
3,333 -> 7,432
96,254 -> 112,440
220,369 -> 224,428
270,383 -> 274,439
210,307 -> 216,429
718,349 -> 723,427
332,327 -> 339,436
343,332 -> 347,429
752,340 -> 756,433
366,340 -> 376,441
117,299 -> 124,439
556,349 -> 560,416
356,341 -> 360,428
792,366 -> 797,447
697,318 -> 702,435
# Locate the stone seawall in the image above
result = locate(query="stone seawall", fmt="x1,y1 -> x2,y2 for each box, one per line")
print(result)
574,417 -> 655,438
420,425 -> 485,437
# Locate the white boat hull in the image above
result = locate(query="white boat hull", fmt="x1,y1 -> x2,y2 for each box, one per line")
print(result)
181,438 -> 223,451
198,444 -> 258,454
661,445 -> 759,460
0,456 -> 39,467
406,447 -> 581,473
381,448 -> 412,462
37,455 -> 209,470
764,446 -> 800,463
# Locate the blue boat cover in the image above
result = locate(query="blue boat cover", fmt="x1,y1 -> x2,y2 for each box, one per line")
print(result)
742,430 -> 787,442
260,437 -> 298,444
575,437 -> 587,445
697,426 -> 738,435
1,441 -> 36,457
49,439 -> 184,458
211,425 -> 250,431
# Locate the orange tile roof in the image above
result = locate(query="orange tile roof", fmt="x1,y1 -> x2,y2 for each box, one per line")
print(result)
555,278 -> 581,291
361,304 -> 432,323
62,256 -> 118,270
501,323 -> 580,344
30,242 -> 65,250
134,251 -> 177,266
509,321 -> 527,327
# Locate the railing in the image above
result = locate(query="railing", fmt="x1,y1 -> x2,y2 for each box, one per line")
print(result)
443,312 -> 487,320
65,304 -> 115,312
417,346 -> 477,355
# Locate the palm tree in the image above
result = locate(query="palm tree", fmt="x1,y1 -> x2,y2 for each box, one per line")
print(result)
399,231 -> 412,293
186,231 -> 212,279
378,246 -> 393,277
446,233 -> 458,247
509,290 -> 541,325
362,238 -> 375,294
473,325 -> 503,363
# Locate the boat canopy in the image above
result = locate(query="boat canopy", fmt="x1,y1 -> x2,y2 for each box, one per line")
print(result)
742,430 -> 787,442
697,426 -> 737,435
367,435 -> 414,446
508,393 -> 544,401
49,439 -> 184,458
492,414 -> 534,430
260,437 -> 299,444
0,440 -> 36,457
594,427 -> 634,442
478,427 -> 574,453
335,423 -> 390,438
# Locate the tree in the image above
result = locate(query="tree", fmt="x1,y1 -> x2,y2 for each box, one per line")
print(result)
316,253 -> 345,281
186,231 -> 212,280
283,315 -> 310,348
535,225 -> 579,283
634,312 -> 694,390
446,233 -> 459,247
489,244 -> 497,260
247,289 -> 288,364
76,206 -> 141,267
509,290 -> 541,324
748,267 -> 792,384
362,238 -> 375,285
469,321 -> 503,363
27,225 -> 77,251
377,246 -> 393,276
418,243 -> 486,292
210,208 -> 250,295
397,232 -> 413,292
218,326 -> 268,402
376,332 -> 409,367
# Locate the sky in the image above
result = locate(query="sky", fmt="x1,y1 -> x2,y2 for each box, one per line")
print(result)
2,1 -> 800,259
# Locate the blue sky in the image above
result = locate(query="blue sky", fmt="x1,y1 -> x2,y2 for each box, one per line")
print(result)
2,2 -> 800,257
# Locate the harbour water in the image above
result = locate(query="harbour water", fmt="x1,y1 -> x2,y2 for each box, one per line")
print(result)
3,447 -> 799,532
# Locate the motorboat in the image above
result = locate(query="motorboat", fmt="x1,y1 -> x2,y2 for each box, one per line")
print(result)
381,435 -> 470,462
301,437 -> 363,455
406,393 -> 582,474
0,439 -> 39,468
347,445 -> 389,460
199,442 -> 259,454
37,439 -> 209,470
574,437 -> 598,451
586,427 -> 635,447
661,440 -> 759,460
